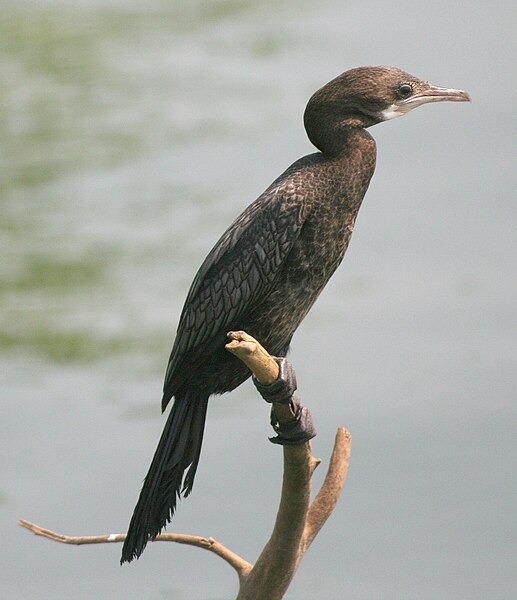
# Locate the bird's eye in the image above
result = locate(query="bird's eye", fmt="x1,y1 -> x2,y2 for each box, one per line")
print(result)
398,83 -> 413,98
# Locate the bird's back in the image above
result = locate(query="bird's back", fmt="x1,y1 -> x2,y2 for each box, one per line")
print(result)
163,131 -> 376,406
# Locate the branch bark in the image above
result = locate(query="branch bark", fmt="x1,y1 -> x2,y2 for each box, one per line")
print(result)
19,330 -> 351,599
18,520 -> 252,584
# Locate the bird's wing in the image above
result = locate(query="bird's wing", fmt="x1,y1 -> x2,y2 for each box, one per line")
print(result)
163,181 -> 307,402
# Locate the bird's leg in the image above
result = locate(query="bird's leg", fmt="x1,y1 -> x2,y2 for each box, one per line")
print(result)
225,333 -> 317,444
253,357 -> 297,404
268,393 -> 317,446
253,357 -> 317,445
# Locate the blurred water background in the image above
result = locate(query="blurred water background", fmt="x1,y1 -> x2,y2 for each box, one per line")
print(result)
1,1 -> 515,599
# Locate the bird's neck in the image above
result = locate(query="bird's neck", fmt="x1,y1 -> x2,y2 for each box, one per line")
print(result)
304,104 -> 378,157
314,125 -> 376,164
317,126 -> 377,212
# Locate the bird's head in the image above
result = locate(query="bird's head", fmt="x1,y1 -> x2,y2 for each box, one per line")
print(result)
304,66 -> 471,154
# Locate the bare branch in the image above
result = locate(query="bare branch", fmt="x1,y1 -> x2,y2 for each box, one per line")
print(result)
225,331 -> 351,599
225,331 -> 317,599
18,520 -> 252,580
300,427 -> 351,554
237,443 -> 317,600
20,330 -> 351,600
18,520 -> 124,545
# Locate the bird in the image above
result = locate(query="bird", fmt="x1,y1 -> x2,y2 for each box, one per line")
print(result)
121,66 -> 470,563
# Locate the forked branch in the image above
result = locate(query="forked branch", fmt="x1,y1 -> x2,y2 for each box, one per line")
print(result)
19,330 -> 351,600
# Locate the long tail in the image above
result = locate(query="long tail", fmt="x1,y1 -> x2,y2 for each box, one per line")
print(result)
121,391 -> 209,564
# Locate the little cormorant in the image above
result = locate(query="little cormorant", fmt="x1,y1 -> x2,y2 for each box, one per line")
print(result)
121,66 -> 470,563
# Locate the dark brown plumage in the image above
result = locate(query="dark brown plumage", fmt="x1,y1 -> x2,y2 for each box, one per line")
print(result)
121,66 -> 470,563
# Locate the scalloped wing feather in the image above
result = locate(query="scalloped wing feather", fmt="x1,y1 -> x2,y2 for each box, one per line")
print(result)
162,182 -> 306,407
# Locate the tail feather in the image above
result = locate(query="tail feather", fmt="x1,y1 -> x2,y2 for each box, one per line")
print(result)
183,396 -> 209,496
121,392 -> 209,564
